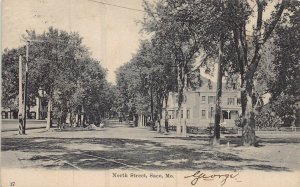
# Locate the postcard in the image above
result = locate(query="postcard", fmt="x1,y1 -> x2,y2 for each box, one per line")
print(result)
1,0 -> 300,187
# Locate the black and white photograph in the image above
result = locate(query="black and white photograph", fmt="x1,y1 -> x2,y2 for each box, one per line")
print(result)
1,0 -> 300,186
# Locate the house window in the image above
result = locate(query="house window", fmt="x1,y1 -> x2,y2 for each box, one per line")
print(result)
30,112 -> 36,119
168,110 -> 174,119
201,110 -> 206,118
32,99 -> 37,106
208,79 -> 212,90
181,110 -> 183,118
175,110 -> 178,119
208,107 -> 214,119
208,96 -> 216,104
231,111 -> 239,119
237,98 -> 241,105
227,98 -> 235,105
202,96 -> 206,102
2,111 -> 8,119
187,110 -> 190,119
232,83 -> 237,90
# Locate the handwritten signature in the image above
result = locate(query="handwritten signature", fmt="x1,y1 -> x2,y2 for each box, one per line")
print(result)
184,171 -> 240,186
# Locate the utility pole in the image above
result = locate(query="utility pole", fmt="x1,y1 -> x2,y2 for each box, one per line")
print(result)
22,41 -> 29,134
18,56 -> 23,135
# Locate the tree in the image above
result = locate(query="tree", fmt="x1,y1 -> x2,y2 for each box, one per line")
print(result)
227,0 -> 294,145
142,0 -> 222,137
115,37 -> 177,130
63,57 -> 109,126
254,2 -> 300,128
142,0 -> 298,146
267,2 -> 300,126
21,27 -> 90,129
142,0 -> 244,142
2,48 -> 24,109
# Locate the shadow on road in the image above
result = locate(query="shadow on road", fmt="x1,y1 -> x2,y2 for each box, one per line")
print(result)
1,137 -> 291,171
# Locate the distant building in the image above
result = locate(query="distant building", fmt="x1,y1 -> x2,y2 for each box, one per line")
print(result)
164,75 -> 241,128
1,89 -> 48,120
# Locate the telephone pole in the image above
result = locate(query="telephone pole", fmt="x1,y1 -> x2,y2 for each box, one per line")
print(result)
22,41 -> 29,134
18,56 -> 23,134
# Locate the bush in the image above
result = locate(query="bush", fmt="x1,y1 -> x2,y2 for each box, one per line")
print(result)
255,108 -> 283,129
270,95 -> 298,127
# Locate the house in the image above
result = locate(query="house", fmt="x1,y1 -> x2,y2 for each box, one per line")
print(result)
1,89 -> 48,120
164,75 -> 241,128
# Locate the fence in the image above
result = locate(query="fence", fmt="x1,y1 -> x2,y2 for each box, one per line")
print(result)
256,126 -> 300,133
167,125 -> 238,134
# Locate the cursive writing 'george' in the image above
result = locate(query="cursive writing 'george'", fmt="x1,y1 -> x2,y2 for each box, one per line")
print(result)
184,171 -> 240,186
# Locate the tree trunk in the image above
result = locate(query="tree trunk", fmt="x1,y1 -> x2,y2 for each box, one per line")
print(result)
70,112 -> 73,125
46,98 -> 52,130
61,112 -> 67,124
213,33 -> 224,145
240,75 -> 257,145
241,89 -> 257,146
164,93 -> 169,132
176,63 -> 186,134
61,100 -> 68,124
150,77 -> 154,121
156,92 -> 163,133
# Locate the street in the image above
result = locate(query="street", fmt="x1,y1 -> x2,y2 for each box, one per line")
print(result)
2,120 -> 300,171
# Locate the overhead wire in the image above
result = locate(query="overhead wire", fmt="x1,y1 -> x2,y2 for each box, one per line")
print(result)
88,0 -> 257,38
87,0 -> 147,13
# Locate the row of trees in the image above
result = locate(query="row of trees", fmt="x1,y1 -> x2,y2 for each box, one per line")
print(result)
115,39 -> 178,129
116,0 -> 300,146
2,27 -> 115,129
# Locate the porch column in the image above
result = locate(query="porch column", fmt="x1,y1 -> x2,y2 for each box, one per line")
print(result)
177,111 -> 181,134
227,110 -> 230,119
182,107 -> 187,137
139,114 -> 142,127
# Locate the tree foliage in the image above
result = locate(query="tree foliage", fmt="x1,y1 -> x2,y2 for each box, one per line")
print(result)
140,0 -> 299,145
115,37 -> 177,123
256,2 -> 300,127
2,27 -> 114,126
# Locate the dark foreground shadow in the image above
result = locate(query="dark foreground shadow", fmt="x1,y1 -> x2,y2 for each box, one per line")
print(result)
1,137 -> 293,171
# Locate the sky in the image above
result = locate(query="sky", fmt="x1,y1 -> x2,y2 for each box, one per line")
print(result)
2,0 -> 277,90
2,0 -> 146,84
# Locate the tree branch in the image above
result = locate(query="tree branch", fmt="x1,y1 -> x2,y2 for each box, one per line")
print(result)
247,0 -> 287,82
262,0 -> 287,44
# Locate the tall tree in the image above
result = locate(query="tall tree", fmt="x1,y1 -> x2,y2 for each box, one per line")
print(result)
264,2 -> 300,126
227,0 -> 290,145
115,37 -> 177,130
142,0 -> 222,136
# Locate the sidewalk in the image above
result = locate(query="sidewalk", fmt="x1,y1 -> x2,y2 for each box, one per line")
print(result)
1,126 -> 46,132
1,119 -> 47,132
